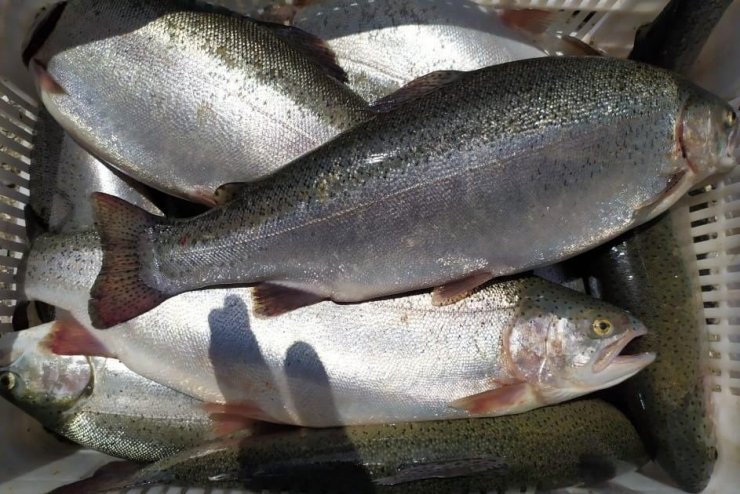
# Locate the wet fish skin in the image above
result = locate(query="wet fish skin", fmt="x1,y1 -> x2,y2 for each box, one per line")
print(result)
630,0 -> 733,74
28,0 -> 369,204
88,56 -> 739,328
23,230 -> 653,427
0,325 -> 221,462
54,400 -> 649,494
587,214 -> 716,493
584,3 -> 734,491
290,0 -> 547,102
29,108 -> 162,234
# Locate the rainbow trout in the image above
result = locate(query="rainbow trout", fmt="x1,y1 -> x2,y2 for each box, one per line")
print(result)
50,400 -> 649,494
25,0 -> 369,205
85,56 -> 739,328
24,230 -> 653,427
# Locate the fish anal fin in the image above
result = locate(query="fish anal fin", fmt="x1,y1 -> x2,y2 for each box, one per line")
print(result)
213,182 -> 251,206
46,460 -> 140,494
450,382 -> 537,415
89,192 -> 169,329
203,401 -> 280,431
254,20 -> 347,83
432,272 -> 494,306
371,70 -> 464,113
41,317 -> 115,358
375,458 -> 508,486
252,283 -> 326,317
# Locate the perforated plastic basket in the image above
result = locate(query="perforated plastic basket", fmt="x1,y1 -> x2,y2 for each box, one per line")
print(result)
0,1 -> 737,493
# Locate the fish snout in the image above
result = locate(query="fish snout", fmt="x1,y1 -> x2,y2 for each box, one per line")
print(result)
591,325 -> 654,383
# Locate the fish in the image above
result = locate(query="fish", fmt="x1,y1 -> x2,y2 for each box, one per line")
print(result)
580,3 -> 736,491
28,108 -> 162,234
0,324 -> 260,462
48,400 -> 649,494
24,0 -> 369,205
282,0 -> 548,102
85,56 -> 740,328
630,0 -> 733,75
586,217 -> 717,493
22,230 -> 654,427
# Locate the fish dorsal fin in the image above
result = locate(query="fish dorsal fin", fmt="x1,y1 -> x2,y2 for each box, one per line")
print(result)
189,2 -> 347,83
374,458 -> 508,486
371,70 -> 464,113
253,20 -> 348,83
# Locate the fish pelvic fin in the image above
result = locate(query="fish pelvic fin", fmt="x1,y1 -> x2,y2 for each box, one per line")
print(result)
252,283 -> 326,317
89,192 -> 168,329
450,382 -> 541,415
41,316 -> 115,359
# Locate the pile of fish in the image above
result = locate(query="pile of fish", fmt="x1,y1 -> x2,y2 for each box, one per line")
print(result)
0,0 -> 737,493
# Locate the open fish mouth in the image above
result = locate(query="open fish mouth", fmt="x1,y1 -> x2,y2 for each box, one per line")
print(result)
592,327 -> 655,381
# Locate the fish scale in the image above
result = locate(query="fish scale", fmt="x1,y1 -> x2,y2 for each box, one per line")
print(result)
87,56 -> 737,328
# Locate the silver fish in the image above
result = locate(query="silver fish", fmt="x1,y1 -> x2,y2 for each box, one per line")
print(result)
23,230 -> 654,427
26,0 -> 369,205
29,108 -> 162,234
287,0 -> 548,102
0,324 -> 247,462
85,56 -> 738,328
50,400 -> 648,494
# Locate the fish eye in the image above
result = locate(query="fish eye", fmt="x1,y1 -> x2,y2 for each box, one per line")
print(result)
0,372 -> 16,391
592,318 -> 613,337
726,111 -> 737,127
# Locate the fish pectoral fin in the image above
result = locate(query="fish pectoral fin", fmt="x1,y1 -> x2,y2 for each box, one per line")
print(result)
40,316 -> 115,358
30,59 -> 66,95
253,20 -> 348,83
252,283 -> 326,317
213,182 -> 251,206
431,272 -> 494,306
450,383 -> 538,415
370,70 -> 465,113
374,458 -> 508,486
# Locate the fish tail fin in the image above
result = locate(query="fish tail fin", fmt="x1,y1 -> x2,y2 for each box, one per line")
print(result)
89,192 -> 168,329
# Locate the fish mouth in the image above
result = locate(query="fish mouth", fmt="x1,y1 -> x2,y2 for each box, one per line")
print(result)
592,327 -> 654,383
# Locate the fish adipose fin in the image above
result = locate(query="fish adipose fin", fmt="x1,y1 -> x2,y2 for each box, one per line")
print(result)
431,272 -> 494,306
371,70 -> 465,113
374,458 -> 508,486
88,192 -> 168,329
450,382 -> 538,415
252,283 -> 326,317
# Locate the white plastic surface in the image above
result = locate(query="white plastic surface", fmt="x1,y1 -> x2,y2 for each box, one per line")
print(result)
0,0 -> 738,493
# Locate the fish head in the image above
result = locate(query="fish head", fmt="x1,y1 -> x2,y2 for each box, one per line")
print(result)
0,325 -> 92,426
632,91 -> 738,224
509,296 -> 654,401
680,92 -> 738,180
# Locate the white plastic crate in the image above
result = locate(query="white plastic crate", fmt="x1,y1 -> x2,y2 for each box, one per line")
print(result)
0,0 -> 737,493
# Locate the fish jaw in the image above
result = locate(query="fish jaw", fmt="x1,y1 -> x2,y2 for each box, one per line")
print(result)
589,327 -> 655,389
